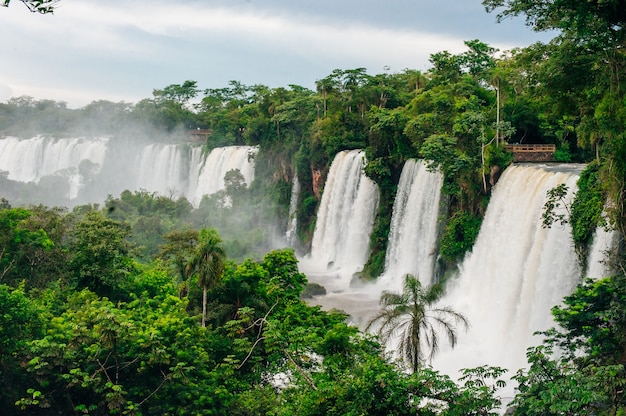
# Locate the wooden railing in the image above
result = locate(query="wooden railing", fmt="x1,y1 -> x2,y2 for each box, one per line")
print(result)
188,129 -> 212,143
505,144 -> 556,162
505,144 -> 556,153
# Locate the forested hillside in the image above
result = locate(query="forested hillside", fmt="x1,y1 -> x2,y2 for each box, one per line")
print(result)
1,0 -> 626,414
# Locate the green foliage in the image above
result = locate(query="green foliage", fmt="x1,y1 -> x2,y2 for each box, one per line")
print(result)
541,164 -> 606,266
0,200 -> 511,415
0,207 -> 56,287
554,146 -> 573,162
186,227 -> 226,327
440,211 -> 482,262
0,284 -> 43,411
67,211 -> 136,300
512,343 -> 623,416
512,274 -> 626,414
541,183 -> 570,228
367,274 -> 469,372
18,289 -> 238,415
570,163 -> 606,248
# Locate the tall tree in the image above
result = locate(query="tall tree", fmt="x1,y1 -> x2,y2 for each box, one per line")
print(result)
186,228 -> 226,327
367,274 -> 468,372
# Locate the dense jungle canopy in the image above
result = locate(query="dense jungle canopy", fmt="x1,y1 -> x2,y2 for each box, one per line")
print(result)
1,0 -> 626,414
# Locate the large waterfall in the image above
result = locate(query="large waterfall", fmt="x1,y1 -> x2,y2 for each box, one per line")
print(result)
432,163 -> 583,383
0,136 -> 257,206
378,159 -> 443,291
305,161 -> 613,390
299,150 -> 379,289
4,135 -> 618,387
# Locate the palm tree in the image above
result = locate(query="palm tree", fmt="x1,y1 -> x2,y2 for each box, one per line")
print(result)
366,274 -> 468,372
186,228 -> 226,327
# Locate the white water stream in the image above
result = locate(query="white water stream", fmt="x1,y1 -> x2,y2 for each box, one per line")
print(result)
299,150 -> 379,289
378,159 -> 443,291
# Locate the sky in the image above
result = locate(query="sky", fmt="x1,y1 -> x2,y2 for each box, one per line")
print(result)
0,0 -> 555,109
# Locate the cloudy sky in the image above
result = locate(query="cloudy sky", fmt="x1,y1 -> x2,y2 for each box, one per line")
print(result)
0,0 -> 554,108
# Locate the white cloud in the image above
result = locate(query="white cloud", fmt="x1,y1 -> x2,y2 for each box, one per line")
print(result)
0,0 -> 552,107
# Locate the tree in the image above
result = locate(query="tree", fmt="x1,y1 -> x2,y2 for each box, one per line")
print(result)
511,275 -> 626,414
0,207 -> 54,286
367,274 -> 469,372
67,211 -> 136,300
158,229 -> 200,296
186,228 -> 226,327
0,284 -> 42,411
152,80 -> 199,107
1,0 -> 58,13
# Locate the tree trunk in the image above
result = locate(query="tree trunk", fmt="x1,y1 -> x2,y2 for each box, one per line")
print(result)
202,286 -> 207,327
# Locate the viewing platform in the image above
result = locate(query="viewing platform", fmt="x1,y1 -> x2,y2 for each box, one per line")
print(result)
505,143 -> 556,162
188,129 -> 212,143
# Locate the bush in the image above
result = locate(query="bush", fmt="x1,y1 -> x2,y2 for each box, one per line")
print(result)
440,211 -> 482,262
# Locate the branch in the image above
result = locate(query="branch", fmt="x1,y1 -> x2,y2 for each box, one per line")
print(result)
237,300 -> 279,369
284,349 -> 317,391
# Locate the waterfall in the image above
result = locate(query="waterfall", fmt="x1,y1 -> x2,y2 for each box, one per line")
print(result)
586,225 -> 619,279
0,136 -> 108,198
300,150 -> 379,288
285,173 -> 300,246
433,163 -> 584,381
379,159 -> 443,291
133,144 -> 190,198
192,146 -> 259,205
0,136 -> 259,207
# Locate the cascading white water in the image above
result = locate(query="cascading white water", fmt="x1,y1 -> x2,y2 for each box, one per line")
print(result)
134,144 -> 189,198
285,173 -> 300,246
378,159 -> 443,291
0,136 -> 108,198
193,146 -> 259,205
586,225 -> 619,279
0,136 -> 259,206
433,163 -> 584,384
300,150 -> 379,288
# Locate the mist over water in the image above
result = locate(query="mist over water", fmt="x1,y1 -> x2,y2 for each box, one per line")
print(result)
303,161 -> 616,391
2,135 -> 619,398
0,135 -> 257,207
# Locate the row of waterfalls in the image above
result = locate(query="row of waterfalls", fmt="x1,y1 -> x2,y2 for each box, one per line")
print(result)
0,136 -> 618,400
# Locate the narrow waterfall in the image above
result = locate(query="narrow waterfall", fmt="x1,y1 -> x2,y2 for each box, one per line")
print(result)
433,163 -> 583,379
285,173 -> 300,246
378,159 -> 443,291
586,225 -> 619,279
192,146 -> 259,205
300,150 -> 379,288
